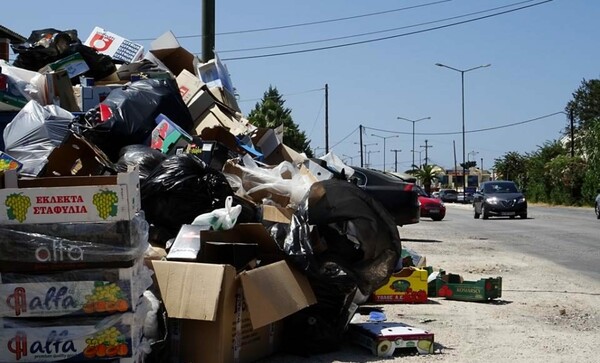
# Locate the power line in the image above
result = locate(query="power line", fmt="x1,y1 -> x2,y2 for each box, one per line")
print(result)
365,111 -> 565,136
237,87 -> 324,103
330,126 -> 360,150
218,0 -> 537,54
130,0 -> 451,41
222,0 -> 553,61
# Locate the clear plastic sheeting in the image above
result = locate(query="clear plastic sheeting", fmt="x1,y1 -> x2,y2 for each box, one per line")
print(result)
0,212 -> 149,272
2,100 -> 72,176
224,154 -> 315,209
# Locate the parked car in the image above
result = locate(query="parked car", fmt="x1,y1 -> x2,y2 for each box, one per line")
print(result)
413,185 -> 446,221
457,192 -> 474,204
438,189 -> 458,203
473,180 -> 527,219
349,167 -> 421,226
310,161 -> 420,226
595,191 -> 600,219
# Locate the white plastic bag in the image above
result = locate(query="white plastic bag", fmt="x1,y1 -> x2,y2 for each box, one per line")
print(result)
191,195 -> 241,230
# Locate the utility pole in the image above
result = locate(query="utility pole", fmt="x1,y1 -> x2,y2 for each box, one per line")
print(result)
325,84 -> 329,153
420,140 -> 432,166
453,140 -> 458,188
390,149 -> 402,172
359,125 -> 364,167
202,0 -> 215,62
569,109 -> 574,158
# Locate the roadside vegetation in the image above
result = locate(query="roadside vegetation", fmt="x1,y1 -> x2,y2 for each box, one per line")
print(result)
493,78 -> 600,206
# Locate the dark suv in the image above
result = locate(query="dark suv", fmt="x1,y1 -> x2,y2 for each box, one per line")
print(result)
473,180 -> 527,219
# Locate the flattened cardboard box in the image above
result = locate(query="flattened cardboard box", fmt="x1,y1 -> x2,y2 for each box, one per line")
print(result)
152,259 -> 316,363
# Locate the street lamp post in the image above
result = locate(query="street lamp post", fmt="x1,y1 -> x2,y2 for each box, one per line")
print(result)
355,142 -> 377,167
436,62 -> 490,201
371,133 -> 398,171
411,149 -> 423,169
397,116 -> 430,171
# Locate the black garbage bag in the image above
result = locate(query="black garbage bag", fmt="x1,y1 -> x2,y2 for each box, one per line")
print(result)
274,178 -> 402,356
11,28 -> 78,70
115,144 -> 167,182
73,78 -> 193,161
140,153 -> 234,237
11,28 -> 116,81
307,178 -> 402,296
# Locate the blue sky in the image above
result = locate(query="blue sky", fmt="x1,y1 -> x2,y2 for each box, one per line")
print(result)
3,0 -> 598,172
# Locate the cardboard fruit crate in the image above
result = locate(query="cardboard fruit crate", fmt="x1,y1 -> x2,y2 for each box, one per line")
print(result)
429,272 -> 502,302
350,322 -> 434,357
370,267 -> 428,303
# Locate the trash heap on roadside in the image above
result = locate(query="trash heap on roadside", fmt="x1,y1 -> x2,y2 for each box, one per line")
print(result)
0,27 -> 502,362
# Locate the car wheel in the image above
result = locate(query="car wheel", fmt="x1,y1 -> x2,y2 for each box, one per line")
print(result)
432,216 -> 444,221
596,203 -> 600,219
482,205 -> 489,220
520,213 -> 527,219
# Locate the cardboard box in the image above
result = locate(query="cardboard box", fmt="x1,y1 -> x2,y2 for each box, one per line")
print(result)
41,132 -> 115,177
152,259 -> 316,363
150,114 -> 193,155
0,312 -> 143,362
251,127 -> 282,159
176,69 -> 205,105
85,27 -> 144,64
0,260 -> 151,318
264,144 -> 307,166
0,169 -> 140,225
44,70 -> 80,112
146,31 -> 198,77
429,273 -> 502,302
350,322 -> 434,357
196,55 -> 235,95
207,86 -> 241,113
193,103 -> 249,137
72,85 -> 118,112
371,267 -> 428,304
39,52 -> 90,79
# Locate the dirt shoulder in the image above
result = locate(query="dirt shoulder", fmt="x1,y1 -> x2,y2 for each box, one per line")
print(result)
259,206 -> 600,363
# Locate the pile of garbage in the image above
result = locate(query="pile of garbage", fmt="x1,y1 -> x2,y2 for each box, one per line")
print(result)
0,27 -> 406,362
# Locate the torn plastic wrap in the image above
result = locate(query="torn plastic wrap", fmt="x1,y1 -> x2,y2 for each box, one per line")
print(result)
0,310 -> 150,362
0,60 -> 47,106
2,100 -> 72,176
223,154 -> 314,208
0,212 -> 149,272
72,78 -> 193,161
140,153 -> 235,238
0,260 -> 154,318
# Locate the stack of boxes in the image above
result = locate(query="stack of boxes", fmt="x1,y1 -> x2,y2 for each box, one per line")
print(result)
0,170 -> 153,362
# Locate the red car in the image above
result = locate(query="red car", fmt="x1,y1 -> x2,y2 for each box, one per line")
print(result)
414,185 -> 446,221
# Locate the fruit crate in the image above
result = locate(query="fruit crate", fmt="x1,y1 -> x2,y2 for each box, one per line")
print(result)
429,272 -> 502,302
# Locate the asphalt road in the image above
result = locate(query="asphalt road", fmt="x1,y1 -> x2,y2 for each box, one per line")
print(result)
409,203 -> 600,280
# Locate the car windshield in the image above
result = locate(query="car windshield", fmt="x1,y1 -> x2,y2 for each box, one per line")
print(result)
484,182 -> 518,193
414,185 -> 429,197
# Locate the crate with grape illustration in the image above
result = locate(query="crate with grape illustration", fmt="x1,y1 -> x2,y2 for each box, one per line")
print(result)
0,170 -> 140,225
0,312 -> 144,362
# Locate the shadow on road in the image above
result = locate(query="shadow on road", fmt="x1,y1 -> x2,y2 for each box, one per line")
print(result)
401,238 -> 443,243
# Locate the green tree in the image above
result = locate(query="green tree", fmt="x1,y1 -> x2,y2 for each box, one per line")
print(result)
409,164 -> 440,195
247,86 -> 313,158
524,140 -> 566,203
493,152 -> 528,189
565,79 -> 600,203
